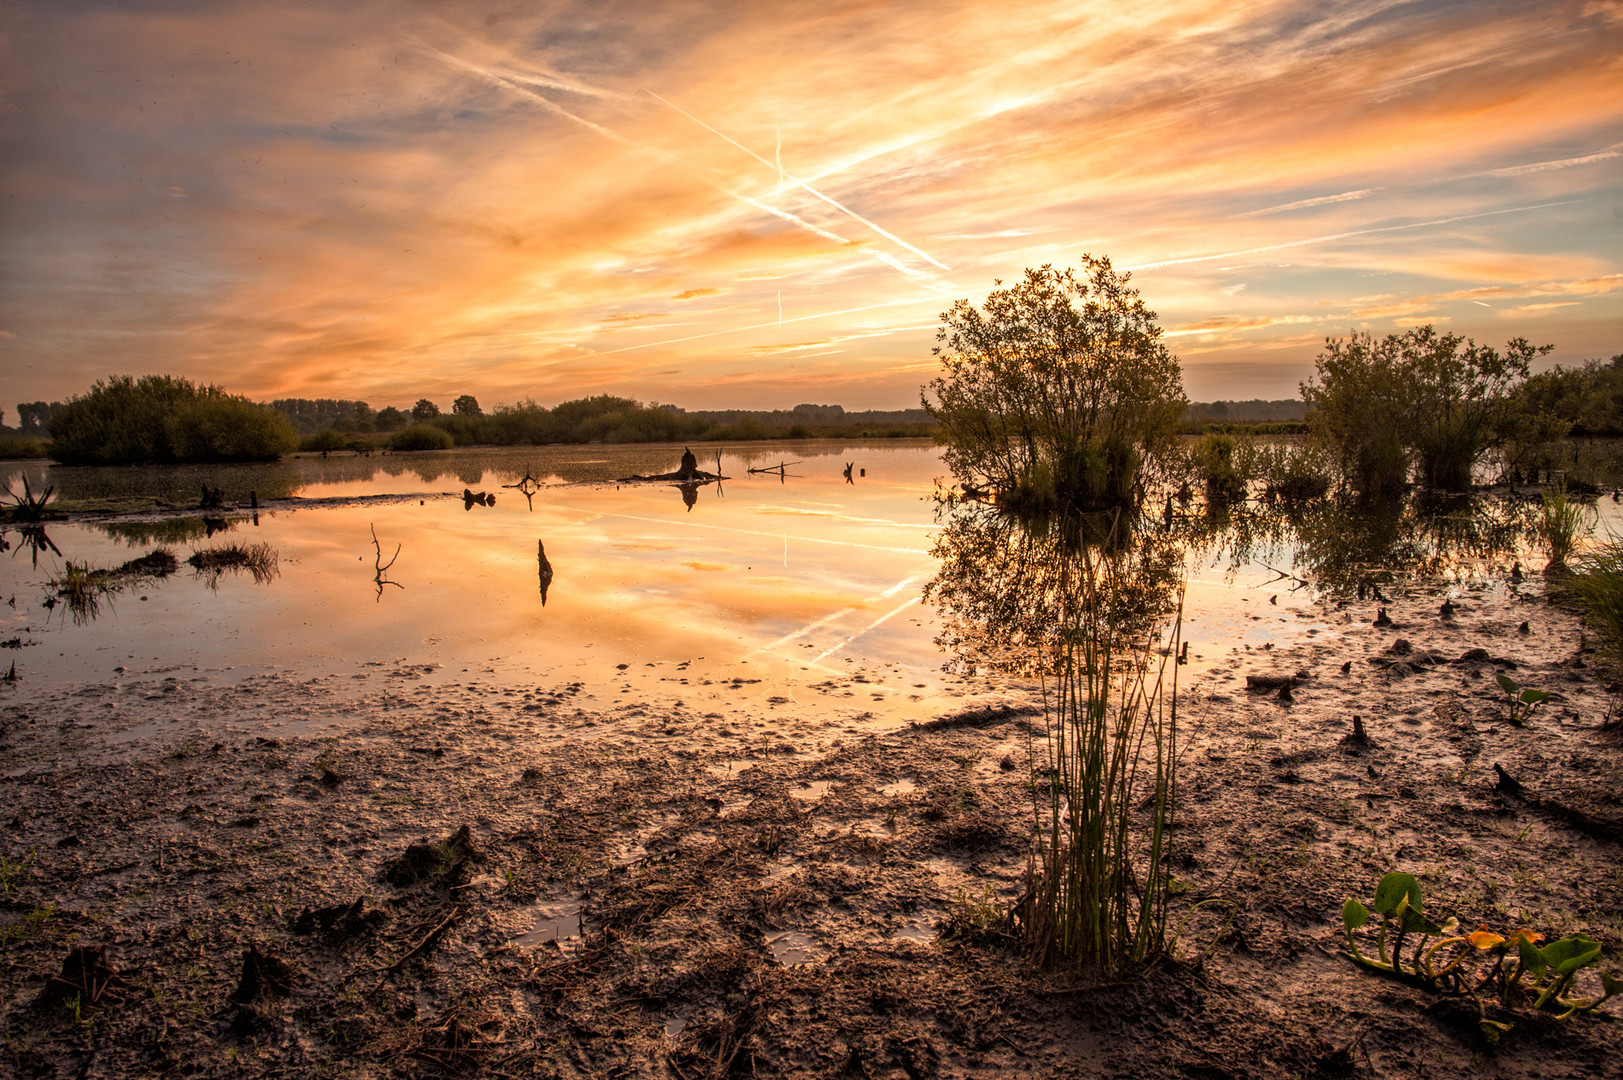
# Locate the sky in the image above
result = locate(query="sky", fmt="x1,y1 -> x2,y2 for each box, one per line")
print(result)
1,1 -> 1620,413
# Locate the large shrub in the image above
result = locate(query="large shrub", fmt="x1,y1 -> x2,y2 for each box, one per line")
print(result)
922,256 -> 1186,511
390,424 -> 455,451
49,375 -> 297,465
1301,326 -> 1549,495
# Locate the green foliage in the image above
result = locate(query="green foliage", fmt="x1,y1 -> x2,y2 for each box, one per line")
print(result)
1252,438 -> 1333,503
269,398 -> 374,434
1571,539 -> 1623,670
452,394 -> 482,417
1343,871 -> 1619,1041
0,903 -> 56,949
1192,433 -> 1248,504
1020,527 -> 1180,972
923,256 -> 1186,511
49,375 -> 297,465
1495,671 -> 1550,726
1301,326 -> 1551,495
411,399 -> 441,421
390,423 -> 455,451
300,429 -> 351,453
374,405 -> 407,432
0,436 -> 49,460
1536,484 -> 1592,567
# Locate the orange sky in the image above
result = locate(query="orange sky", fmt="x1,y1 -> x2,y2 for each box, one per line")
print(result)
1,0 -> 1620,411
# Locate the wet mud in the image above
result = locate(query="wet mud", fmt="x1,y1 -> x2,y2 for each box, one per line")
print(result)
2,579 -> 1621,1077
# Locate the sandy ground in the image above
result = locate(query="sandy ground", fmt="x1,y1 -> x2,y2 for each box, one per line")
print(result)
2,576 -> 1621,1078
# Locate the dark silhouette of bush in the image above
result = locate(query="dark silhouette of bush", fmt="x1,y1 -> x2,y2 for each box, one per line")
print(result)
49,375 -> 298,465
390,423 -> 455,451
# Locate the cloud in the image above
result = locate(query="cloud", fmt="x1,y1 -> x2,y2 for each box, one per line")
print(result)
1,0 -> 1618,405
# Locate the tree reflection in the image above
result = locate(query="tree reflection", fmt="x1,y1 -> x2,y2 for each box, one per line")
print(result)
926,502 -> 1182,676
1178,491 -> 1536,595
929,488 -> 1540,676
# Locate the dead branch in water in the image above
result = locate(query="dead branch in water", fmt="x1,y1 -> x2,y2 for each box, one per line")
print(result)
372,524 -> 402,599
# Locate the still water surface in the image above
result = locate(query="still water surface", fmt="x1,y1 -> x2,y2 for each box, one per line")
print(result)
0,441 -> 1559,726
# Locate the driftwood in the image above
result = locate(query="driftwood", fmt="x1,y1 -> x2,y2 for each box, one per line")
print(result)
747,460 -> 801,476
3,476 -> 54,522
618,446 -> 728,483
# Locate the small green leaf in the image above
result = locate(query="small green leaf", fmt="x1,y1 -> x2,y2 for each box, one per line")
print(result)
1542,935 -> 1602,977
1600,971 -> 1623,1000
1518,689 -> 1549,705
1518,935 -> 1548,981
1342,898 -> 1369,932
1496,672 -> 1520,696
1374,873 -> 1421,918
1400,907 -> 1442,935
1479,1019 -> 1513,1045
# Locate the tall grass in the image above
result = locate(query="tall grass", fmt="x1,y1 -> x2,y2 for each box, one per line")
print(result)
1537,484 -> 1592,568
1571,541 -> 1623,669
1022,540 -> 1180,972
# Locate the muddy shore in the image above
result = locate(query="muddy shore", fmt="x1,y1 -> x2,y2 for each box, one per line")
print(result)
2,578 -> 1620,1078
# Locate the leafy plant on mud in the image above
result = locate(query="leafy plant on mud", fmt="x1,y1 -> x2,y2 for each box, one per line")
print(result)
1495,672 -> 1550,726
1342,871 -> 1621,1043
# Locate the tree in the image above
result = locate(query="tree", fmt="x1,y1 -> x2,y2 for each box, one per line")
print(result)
374,405 -> 406,432
1301,326 -> 1550,494
411,398 -> 441,421
48,375 -> 297,465
921,256 -> 1186,511
452,394 -> 481,417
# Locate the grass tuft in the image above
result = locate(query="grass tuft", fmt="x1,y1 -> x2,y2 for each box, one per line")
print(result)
1019,522 -> 1181,972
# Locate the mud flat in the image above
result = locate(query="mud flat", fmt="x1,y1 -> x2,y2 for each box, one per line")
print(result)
2,579 -> 1620,1078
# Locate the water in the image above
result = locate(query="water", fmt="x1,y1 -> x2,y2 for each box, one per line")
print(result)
2,441 -> 1598,724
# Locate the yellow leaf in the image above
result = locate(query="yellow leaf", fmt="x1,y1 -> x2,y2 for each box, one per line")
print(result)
1470,930 -> 1506,950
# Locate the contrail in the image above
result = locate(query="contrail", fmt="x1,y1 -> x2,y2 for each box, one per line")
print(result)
645,90 -> 951,272
593,295 -> 942,355
414,41 -> 940,278
1131,201 -> 1581,271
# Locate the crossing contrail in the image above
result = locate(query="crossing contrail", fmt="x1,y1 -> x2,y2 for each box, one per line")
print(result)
645,90 -> 951,272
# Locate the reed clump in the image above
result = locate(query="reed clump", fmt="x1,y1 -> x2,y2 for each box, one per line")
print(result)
1537,484 -> 1591,569
1020,534 -> 1181,973
188,542 -> 278,585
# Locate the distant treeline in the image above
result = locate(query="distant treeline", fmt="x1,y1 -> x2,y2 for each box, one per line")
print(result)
358,397 -> 935,452
1184,398 -> 1307,423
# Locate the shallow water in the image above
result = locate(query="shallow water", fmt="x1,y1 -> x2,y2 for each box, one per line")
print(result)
2,441 -> 1598,729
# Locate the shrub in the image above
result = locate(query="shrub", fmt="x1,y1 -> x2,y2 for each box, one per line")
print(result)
0,436 -> 49,460
49,375 -> 297,465
1192,433 -> 1247,504
390,424 -> 454,451
923,256 -> 1186,511
299,429 -> 350,453
1301,326 -> 1550,496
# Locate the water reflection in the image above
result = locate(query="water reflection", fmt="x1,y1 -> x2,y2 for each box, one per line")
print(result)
1177,491 -> 1537,595
926,502 -> 1182,676
4,525 -> 63,569
929,488 -> 1547,677
97,517 -> 249,547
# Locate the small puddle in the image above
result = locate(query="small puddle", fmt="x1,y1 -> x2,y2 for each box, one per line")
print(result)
888,918 -> 936,942
879,777 -> 917,797
705,758 -> 755,779
664,1007 -> 694,1037
766,929 -> 818,965
788,780 -> 834,802
513,901 -> 582,947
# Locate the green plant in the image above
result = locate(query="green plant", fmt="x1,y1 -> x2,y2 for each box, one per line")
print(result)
1537,484 -> 1591,567
47,374 -> 297,465
1301,326 -> 1551,495
389,423 -> 455,452
1192,433 -> 1248,503
1342,871 -> 1620,1042
942,884 -> 1013,942
922,256 -> 1186,512
1495,672 -> 1550,726
0,903 -> 56,947
1020,536 -> 1181,972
